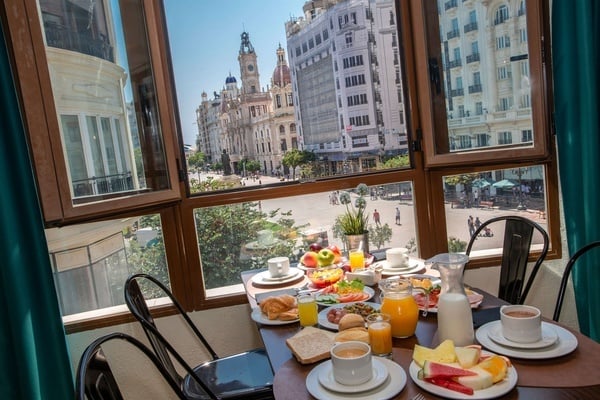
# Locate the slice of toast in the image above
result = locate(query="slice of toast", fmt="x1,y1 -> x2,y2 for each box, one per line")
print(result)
285,327 -> 335,364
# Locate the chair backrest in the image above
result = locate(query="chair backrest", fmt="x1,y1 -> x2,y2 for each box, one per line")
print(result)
553,241 -> 600,321
466,215 -> 549,304
124,274 -> 219,399
75,332 -> 187,400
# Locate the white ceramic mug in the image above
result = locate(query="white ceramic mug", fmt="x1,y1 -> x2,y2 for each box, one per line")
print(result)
330,341 -> 373,386
385,247 -> 409,268
267,256 -> 290,278
500,304 -> 542,343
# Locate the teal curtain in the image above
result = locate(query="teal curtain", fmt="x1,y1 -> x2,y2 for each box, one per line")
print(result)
553,1 -> 600,341
0,28 -> 74,398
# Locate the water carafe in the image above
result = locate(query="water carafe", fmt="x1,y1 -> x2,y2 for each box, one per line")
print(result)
428,253 -> 474,346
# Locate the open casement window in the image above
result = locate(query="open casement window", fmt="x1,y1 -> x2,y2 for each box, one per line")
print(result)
414,0 -> 552,168
3,0 -> 181,224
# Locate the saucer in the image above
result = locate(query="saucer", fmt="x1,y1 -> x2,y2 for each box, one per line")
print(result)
476,321 -> 578,359
487,320 -> 558,349
306,357 -> 406,400
317,359 -> 388,393
375,260 -> 425,276
251,268 -> 303,286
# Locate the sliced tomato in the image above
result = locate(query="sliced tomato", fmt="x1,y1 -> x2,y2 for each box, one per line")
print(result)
424,377 -> 474,395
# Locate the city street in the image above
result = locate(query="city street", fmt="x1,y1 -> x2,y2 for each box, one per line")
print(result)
195,173 -> 548,255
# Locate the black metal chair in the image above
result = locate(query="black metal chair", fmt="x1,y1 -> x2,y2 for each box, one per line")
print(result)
553,241 -> 600,322
466,215 -> 549,304
124,273 -> 274,400
75,332 -> 187,400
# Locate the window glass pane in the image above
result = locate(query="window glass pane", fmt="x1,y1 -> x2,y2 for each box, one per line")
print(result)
164,1 -> 410,192
194,182 -> 417,294
47,214 -> 168,318
38,0 -> 169,203
443,165 -> 547,253
437,1 -> 532,152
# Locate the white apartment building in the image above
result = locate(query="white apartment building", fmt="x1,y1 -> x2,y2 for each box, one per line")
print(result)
285,0 -> 408,174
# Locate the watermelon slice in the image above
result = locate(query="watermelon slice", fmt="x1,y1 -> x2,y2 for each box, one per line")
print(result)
424,377 -> 475,395
421,360 -> 477,379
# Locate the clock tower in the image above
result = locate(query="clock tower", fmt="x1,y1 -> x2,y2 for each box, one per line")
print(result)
238,31 -> 261,96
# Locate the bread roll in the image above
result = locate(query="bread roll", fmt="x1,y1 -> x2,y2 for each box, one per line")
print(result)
338,313 -> 365,331
335,327 -> 369,344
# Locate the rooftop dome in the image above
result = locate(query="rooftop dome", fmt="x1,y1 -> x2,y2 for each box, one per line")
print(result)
272,64 -> 291,87
225,74 -> 237,84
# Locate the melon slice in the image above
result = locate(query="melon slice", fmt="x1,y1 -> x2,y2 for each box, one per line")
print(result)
412,339 -> 456,367
421,360 -> 477,379
455,346 -> 481,368
456,366 -> 494,390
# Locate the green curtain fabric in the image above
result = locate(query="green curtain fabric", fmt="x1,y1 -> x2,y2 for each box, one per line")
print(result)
552,1 -> 600,341
0,29 -> 74,398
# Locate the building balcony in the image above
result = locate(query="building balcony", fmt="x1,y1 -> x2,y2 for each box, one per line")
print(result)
447,29 -> 460,40
450,88 -> 464,97
464,22 -> 478,34
468,84 -> 482,94
448,59 -> 462,69
43,24 -> 114,62
466,53 -> 480,63
445,0 -> 458,11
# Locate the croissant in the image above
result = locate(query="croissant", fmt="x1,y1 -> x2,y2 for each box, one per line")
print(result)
260,295 -> 297,320
278,308 -> 299,321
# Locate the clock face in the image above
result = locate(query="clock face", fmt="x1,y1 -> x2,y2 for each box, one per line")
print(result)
248,64 -> 254,72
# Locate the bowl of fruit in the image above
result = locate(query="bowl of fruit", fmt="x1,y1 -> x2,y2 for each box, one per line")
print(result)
307,266 -> 344,288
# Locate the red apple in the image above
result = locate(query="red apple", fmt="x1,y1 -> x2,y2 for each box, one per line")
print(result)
327,245 -> 342,263
300,251 -> 319,268
309,242 -> 323,252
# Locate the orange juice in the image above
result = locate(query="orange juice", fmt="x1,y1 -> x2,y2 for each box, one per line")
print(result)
297,295 -> 318,327
380,295 -> 419,338
368,321 -> 392,356
349,250 -> 365,271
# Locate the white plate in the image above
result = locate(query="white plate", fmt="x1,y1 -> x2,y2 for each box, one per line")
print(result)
317,358 -> 389,393
306,357 -> 406,400
476,321 -> 578,359
251,268 -> 304,286
315,286 -> 375,306
409,353 -> 518,399
318,302 -> 381,331
414,291 -> 483,313
487,320 -> 558,349
376,260 -> 425,276
250,307 -> 299,325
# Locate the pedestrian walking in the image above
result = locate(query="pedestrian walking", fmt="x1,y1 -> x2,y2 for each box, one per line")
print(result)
395,207 -> 401,225
475,216 -> 481,233
373,209 -> 381,225
468,215 -> 475,237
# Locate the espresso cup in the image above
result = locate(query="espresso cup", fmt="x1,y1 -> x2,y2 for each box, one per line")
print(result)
267,256 -> 290,278
500,304 -> 542,343
330,341 -> 373,385
385,247 -> 409,268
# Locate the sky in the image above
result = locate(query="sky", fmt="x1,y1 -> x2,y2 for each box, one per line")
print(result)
163,0 -> 308,145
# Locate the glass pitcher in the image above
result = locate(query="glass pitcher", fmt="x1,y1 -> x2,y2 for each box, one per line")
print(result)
428,253 -> 474,346
379,277 -> 421,338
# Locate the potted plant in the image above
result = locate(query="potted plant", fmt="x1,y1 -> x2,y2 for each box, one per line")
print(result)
338,183 -> 370,254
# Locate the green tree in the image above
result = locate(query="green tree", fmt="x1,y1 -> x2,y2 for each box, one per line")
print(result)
282,149 -> 315,180
240,158 -> 261,174
448,237 -> 467,253
187,151 -> 205,171
369,223 -> 393,249
378,154 -> 410,169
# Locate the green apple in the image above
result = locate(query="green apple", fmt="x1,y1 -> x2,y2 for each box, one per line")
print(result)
317,248 -> 336,267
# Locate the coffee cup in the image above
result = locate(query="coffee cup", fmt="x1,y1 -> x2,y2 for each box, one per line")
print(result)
330,341 -> 373,385
500,304 -> 542,343
267,256 -> 290,278
385,247 -> 409,268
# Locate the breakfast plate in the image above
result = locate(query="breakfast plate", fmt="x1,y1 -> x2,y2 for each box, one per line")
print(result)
409,354 -> 518,399
251,268 -> 304,286
315,286 -> 375,307
318,302 -> 380,331
486,320 -> 559,349
317,358 -> 388,393
476,321 -> 578,359
306,357 -> 406,399
250,307 -> 299,325
413,291 -> 484,313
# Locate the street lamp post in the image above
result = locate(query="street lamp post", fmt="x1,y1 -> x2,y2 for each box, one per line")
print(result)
513,167 -> 528,210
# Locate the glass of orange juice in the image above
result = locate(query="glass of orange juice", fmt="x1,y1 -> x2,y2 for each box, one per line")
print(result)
297,293 -> 318,327
366,313 -> 393,357
348,249 -> 365,271
379,277 -> 420,338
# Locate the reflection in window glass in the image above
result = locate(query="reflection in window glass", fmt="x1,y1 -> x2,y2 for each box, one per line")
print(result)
38,0 -> 169,202
443,165 -> 547,254
46,214 -> 168,317
194,182 -> 416,292
437,1 -> 532,152
164,1 -> 410,192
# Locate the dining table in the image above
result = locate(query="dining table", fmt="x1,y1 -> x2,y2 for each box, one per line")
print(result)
241,267 -> 600,399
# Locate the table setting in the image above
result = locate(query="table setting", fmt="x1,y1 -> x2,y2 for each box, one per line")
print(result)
240,250 -> 600,399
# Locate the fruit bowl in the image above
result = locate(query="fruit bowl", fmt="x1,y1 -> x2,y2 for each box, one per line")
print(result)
307,266 -> 344,288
